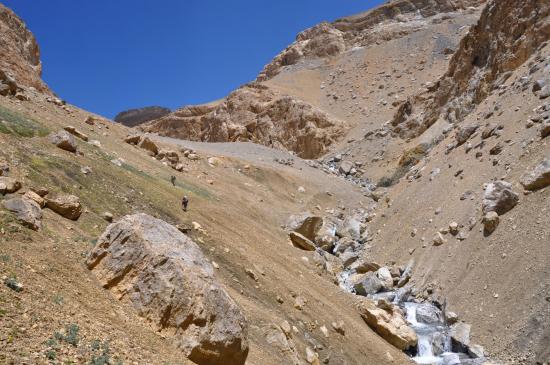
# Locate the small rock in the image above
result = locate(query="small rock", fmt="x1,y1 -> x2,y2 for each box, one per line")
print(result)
81,166 -> 92,175
449,222 -> 459,235
245,269 -> 259,282
102,212 -> 114,222
331,321 -> 345,335
432,232 -> 447,246
320,325 -> 329,338
293,296 -> 306,310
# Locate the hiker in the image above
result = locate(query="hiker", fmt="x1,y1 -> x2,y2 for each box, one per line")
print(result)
170,175 -> 176,186
182,195 -> 189,212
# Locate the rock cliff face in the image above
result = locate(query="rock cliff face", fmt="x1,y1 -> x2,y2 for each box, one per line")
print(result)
141,84 -> 347,159
257,0 -> 485,81
0,3 -> 49,93
391,0 -> 550,137
114,106 -> 171,127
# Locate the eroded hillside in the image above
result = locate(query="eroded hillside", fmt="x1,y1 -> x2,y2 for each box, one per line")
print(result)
1,1 -> 549,365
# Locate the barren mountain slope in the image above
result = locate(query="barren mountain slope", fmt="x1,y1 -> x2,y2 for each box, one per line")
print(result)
0,6 -> 409,364
1,1 -> 550,365
143,0 -> 485,167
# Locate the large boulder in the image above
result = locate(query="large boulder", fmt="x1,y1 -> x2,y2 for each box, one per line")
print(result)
450,322 -> 471,353
289,231 -> 316,251
0,176 -> 21,194
124,134 -> 142,145
415,304 -> 442,325
50,130 -> 77,153
353,272 -> 383,296
359,299 -> 417,351
137,136 -> 159,156
313,220 -> 337,251
376,267 -> 394,291
86,214 -> 249,365
286,213 -> 323,241
2,197 -> 42,230
45,194 -> 82,220
520,159 -> 550,191
482,180 -> 519,215
337,216 -> 361,241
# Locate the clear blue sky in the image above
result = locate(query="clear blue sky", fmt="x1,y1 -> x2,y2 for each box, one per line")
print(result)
3,1 -> 384,118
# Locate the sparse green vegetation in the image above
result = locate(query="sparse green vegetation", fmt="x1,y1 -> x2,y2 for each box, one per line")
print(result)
52,293 -> 64,305
89,340 -> 112,365
377,165 -> 410,187
46,349 -> 57,361
0,105 -> 49,137
54,324 -> 80,347
4,274 -> 22,292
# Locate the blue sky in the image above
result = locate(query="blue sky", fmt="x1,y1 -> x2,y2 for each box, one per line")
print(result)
3,1 -> 384,118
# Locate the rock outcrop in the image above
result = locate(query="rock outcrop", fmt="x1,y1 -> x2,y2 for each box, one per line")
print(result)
257,0 -> 484,81
114,106 -> 171,127
0,4 -> 49,93
141,84 -> 347,159
86,214 -> 249,365
392,0 -> 550,137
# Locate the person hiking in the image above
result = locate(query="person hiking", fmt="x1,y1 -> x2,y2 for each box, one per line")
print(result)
170,175 -> 176,186
182,195 -> 189,212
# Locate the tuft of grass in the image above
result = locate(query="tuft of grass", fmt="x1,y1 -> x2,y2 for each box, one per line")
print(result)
0,105 -> 49,137
54,324 -> 80,347
4,274 -> 22,292
89,340 -> 119,365
52,293 -> 64,306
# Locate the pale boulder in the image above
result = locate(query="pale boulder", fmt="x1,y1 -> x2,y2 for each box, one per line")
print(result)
86,214 -> 249,365
63,126 -> 89,141
2,197 -> 42,230
520,159 -> 550,191
359,299 -> 417,350
0,176 -> 21,194
289,231 -> 316,251
50,130 -> 77,153
482,181 -> 519,215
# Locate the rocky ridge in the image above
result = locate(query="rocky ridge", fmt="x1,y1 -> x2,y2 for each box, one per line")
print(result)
114,106 -> 171,127
141,84 -> 347,159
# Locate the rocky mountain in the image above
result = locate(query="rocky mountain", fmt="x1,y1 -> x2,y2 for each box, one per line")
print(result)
114,106 -> 171,127
0,1 -> 549,365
